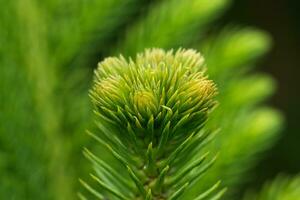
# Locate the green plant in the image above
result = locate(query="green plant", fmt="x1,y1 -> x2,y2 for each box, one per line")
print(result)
0,0 -> 296,199
81,49 -> 223,199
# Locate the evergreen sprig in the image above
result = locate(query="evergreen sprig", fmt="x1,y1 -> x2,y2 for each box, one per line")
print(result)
81,49 -> 224,200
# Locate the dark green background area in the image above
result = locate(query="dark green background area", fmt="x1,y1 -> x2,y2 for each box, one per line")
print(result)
226,0 -> 300,192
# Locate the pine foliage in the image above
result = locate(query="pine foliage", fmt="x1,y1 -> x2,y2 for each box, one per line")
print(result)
82,49 -> 223,199
0,0 -> 290,199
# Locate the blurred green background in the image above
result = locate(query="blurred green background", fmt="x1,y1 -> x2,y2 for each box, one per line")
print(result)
226,0 -> 300,190
0,0 -> 299,199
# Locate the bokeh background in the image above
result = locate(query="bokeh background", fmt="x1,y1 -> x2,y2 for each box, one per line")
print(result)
1,0 -> 299,199
227,0 -> 300,190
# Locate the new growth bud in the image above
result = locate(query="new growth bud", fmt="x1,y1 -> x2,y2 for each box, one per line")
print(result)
90,48 -> 217,147
88,49 -> 220,200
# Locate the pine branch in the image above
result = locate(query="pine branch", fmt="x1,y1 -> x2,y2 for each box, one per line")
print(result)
82,49 -> 225,200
